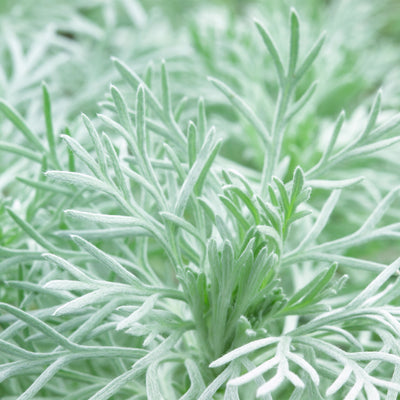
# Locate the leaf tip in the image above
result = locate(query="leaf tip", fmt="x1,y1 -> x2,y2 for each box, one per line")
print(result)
52,307 -> 62,317
290,7 -> 300,21
208,360 -> 219,368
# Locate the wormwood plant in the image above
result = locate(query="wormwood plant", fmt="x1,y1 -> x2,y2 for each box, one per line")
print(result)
1,6 -> 400,400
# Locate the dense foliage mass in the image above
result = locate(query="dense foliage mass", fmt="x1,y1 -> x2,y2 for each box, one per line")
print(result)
1,1 -> 400,399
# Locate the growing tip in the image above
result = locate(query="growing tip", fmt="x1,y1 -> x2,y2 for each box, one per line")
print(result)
290,6 -> 299,17
70,234 -> 84,244
290,7 -> 300,30
253,17 -> 262,27
137,83 -> 145,94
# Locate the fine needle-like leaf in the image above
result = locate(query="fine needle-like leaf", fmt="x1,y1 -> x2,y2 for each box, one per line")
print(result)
254,19 -> 285,86
175,128 -> 221,216
70,235 -> 142,287
0,99 -> 46,152
294,31 -> 326,84
208,77 -> 271,146
42,82 -> 59,166
82,113 -> 108,177
293,189 -> 341,253
288,8 -> 300,78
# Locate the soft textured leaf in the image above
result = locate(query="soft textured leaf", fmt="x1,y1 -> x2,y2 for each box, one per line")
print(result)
0,99 -> 45,152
